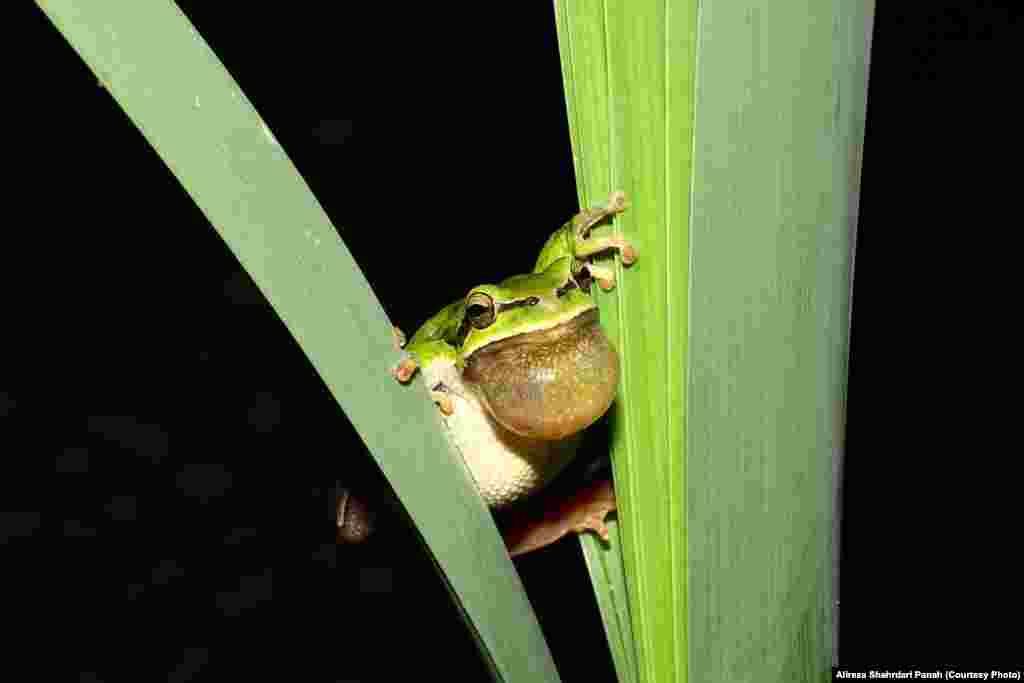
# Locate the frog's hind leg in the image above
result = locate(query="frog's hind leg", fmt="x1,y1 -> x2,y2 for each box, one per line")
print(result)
498,478 -> 616,557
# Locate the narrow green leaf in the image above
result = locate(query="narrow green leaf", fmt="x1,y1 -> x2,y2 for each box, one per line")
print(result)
557,1 -> 696,680
37,2 -> 561,680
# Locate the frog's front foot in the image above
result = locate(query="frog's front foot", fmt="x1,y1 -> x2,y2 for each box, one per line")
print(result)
572,191 -> 637,291
430,387 -> 455,416
392,356 -> 419,383
391,326 -> 420,383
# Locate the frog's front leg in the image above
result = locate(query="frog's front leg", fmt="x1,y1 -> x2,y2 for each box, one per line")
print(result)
572,191 -> 637,290
392,335 -> 459,416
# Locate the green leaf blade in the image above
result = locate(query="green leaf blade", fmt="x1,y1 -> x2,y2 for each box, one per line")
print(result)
37,1 -> 562,680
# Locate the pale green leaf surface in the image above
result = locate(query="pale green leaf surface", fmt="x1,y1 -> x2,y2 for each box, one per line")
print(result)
37,2 -> 560,680
685,3 -> 872,679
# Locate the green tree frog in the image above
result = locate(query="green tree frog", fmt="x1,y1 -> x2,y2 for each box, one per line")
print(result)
344,192 -> 635,556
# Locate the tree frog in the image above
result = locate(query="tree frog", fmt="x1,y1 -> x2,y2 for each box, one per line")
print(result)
345,192 -> 635,556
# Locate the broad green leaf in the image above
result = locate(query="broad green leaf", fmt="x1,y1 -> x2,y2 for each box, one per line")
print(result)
37,2 -> 560,680
556,1 -> 873,680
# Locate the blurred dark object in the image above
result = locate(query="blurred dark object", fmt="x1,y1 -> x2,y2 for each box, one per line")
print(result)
336,487 -> 375,544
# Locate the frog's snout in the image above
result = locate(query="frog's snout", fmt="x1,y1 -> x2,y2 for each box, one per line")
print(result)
462,310 -> 619,440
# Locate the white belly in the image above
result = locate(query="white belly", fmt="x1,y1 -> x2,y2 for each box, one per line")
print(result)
422,360 -> 581,508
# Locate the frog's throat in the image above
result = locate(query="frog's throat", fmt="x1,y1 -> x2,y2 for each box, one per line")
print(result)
461,309 -> 619,441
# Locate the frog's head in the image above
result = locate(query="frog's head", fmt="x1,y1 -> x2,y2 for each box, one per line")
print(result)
455,257 -> 620,441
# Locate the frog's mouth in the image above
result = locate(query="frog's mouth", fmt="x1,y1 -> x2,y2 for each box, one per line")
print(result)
462,309 -> 620,441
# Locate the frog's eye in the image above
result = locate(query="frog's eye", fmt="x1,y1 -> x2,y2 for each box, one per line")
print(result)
465,292 -> 496,330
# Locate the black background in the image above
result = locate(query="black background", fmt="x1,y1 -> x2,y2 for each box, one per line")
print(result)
12,2 -> 1021,680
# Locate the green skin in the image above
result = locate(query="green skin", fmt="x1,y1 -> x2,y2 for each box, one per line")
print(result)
393,191 -> 635,510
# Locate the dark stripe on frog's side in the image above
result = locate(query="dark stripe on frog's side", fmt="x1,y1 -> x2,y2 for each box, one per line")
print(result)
497,296 -> 540,313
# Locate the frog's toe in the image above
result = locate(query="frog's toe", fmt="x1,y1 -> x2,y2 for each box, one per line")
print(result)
604,190 -> 628,214
619,240 -> 637,266
573,501 -> 614,541
431,390 -> 455,416
570,478 -> 616,542
586,261 -> 618,291
392,356 -> 419,383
